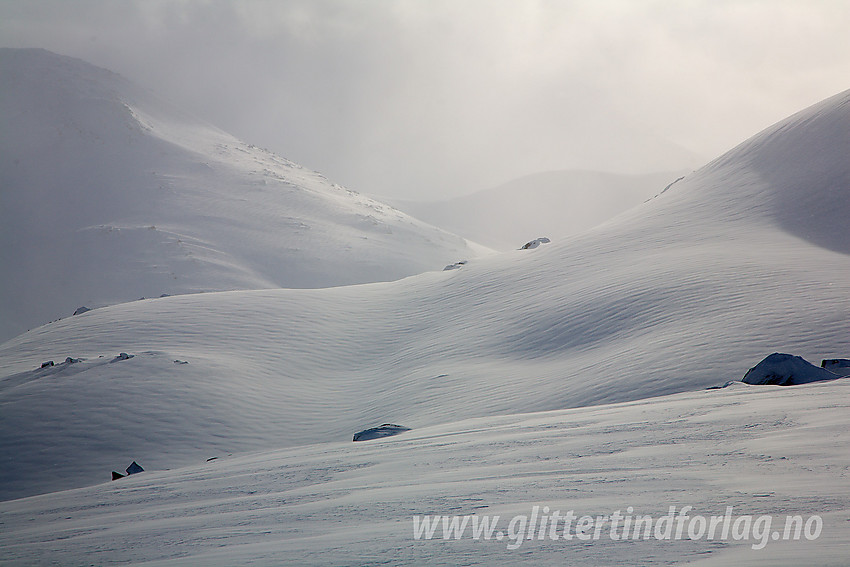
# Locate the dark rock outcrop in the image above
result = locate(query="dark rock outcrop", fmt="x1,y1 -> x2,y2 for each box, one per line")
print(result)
353,424 -> 411,442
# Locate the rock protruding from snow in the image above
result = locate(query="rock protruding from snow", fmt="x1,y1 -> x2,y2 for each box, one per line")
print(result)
73,307 -> 91,316
352,424 -> 411,442
112,462 -> 143,480
822,359 -> 850,377
520,237 -> 551,250
443,260 -> 468,271
742,353 -> 841,386
125,461 -> 144,475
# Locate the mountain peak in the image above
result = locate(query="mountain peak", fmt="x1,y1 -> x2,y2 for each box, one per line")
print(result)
0,48 -> 486,342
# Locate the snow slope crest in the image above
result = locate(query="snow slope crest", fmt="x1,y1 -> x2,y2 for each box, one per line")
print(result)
652,88 -> 850,254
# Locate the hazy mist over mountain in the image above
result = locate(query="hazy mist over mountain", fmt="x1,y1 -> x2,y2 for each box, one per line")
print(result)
2,1 -> 849,199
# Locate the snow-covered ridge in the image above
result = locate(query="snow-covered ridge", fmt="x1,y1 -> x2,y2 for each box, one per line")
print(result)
639,88 -> 850,253
0,48 -> 487,342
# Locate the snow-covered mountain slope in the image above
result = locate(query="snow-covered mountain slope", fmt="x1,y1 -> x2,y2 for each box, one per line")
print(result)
0,48 -> 485,342
2,380 -> 848,566
2,85 -> 849,502
391,170 -> 687,251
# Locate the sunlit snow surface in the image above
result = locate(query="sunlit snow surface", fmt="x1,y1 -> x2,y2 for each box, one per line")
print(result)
1,381 -> 848,566
3,87 -> 849,502
1,50 -> 849,565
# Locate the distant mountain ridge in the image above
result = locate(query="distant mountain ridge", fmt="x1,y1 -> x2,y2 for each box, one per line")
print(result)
0,48 -> 486,342
390,169 -> 687,250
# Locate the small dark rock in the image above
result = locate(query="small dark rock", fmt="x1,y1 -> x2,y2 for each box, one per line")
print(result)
112,471 -> 125,481
125,461 -> 144,475
353,423 -> 411,442
40,361 -> 54,368
520,237 -> 551,250
443,260 -> 468,271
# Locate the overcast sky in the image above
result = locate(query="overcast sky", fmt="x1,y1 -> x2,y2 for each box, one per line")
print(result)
2,0 -> 849,200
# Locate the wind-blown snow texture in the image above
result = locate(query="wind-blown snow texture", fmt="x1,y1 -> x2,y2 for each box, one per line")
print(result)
2,74 -> 849,504
0,48 -> 486,342
1,381 -> 849,566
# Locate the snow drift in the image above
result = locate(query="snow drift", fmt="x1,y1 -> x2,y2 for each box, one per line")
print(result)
1,59 -> 849,500
0,48 -> 486,342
